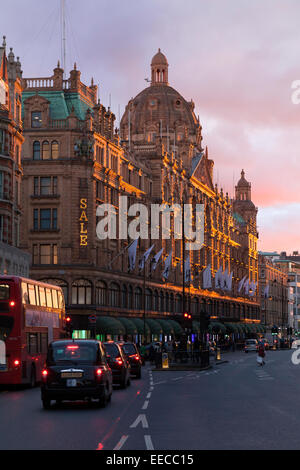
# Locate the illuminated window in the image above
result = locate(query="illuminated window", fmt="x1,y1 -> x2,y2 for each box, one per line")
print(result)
51,141 -> 59,159
42,141 -> 50,160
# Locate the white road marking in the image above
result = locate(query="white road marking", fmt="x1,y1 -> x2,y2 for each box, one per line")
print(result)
145,435 -> 154,450
113,435 -> 129,450
153,380 -> 166,385
142,400 -> 149,410
130,414 -> 149,429
150,386 -> 154,391
172,376 -> 184,381
146,392 -> 152,399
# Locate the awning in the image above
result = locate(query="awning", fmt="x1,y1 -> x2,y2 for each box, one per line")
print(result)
208,322 -> 226,334
130,318 -> 150,335
156,319 -> 174,335
146,319 -> 163,335
225,323 -> 239,333
167,319 -> 183,336
96,316 -> 126,335
118,317 -> 138,335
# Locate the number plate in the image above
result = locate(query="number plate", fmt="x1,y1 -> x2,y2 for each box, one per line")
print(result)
66,379 -> 77,387
61,372 -> 82,378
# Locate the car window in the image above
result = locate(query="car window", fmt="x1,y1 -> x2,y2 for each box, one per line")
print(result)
49,343 -> 97,364
122,343 -> 137,355
104,343 -> 120,358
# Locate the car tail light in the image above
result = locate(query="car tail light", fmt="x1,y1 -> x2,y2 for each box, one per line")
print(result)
67,345 -> 79,350
13,359 -> 20,367
115,358 -> 123,366
130,354 -> 140,361
9,300 -> 15,307
42,369 -> 48,378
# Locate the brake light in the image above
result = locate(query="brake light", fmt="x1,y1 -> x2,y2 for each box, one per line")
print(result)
130,354 -> 140,361
67,345 -> 79,350
13,359 -> 20,367
9,301 -> 15,307
42,369 -> 48,377
115,358 -> 123,366
95,368 -> 103,376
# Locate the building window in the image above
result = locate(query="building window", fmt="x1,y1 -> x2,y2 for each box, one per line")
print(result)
42,141 -> 50,160
135,287 -> 142,310
33,141 -> 41,160
51,141 -> 59,159
72,279 -> 92,305
33,208 -> 58,230
96,281 -> 107,306
33,244 -> 58,265
110,282 -> 120,307
34,176 -> 58,196
0,172 -> 3,199
31,111 -> 42,128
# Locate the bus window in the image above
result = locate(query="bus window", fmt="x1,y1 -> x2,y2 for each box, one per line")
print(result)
39,287 -> 46,307
0,340 -> 5,369
0,284 -> 9,300
58,291 -> 64,309
28,284 -> 36,305
27,333 -> 38,354
45,288 -> 52,308
34,285 -> 40,306
52,289 -> 58,309
21,282 -> 29,304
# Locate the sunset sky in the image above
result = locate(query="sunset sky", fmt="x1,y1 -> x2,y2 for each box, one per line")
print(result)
1,0 -> 299,254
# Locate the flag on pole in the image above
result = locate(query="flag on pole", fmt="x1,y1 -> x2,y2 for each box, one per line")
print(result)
226,272 -> 233,291
184,257 -> 191,284
128,239 -> 138,272
244,278 -> 250,295
249,281 -> 257,297
221,268 -> 228,290
139,244 -> 154,271
215,267 -> 222,289
151,248 -> 163,272
202,265 -> 212,289
238,275 -> 246,293
263,283 -> 270,299
162,251 -> 172,280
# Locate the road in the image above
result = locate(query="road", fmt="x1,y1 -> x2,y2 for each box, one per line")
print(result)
1,349 -> 300,450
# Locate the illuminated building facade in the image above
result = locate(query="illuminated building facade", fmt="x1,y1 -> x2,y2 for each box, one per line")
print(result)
19,51 -> 260,339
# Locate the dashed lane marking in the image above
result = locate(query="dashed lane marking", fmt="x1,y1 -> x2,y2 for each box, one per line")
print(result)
145,435 -> 154,450
113,435 -> 129,450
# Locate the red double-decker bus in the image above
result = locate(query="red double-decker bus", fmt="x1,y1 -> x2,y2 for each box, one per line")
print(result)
0,276 -> 66,386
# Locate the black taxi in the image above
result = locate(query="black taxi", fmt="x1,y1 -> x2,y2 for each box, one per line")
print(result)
41,340 -> 113,409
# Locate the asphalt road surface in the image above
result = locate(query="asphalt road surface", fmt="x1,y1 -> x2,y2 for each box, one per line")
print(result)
0,349 -> 299,450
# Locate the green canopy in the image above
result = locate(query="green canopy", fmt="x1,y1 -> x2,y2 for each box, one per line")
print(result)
130,318 -> 150,335
96,316 -> 126,335
208,322 -> 226,334
118,317 -> 138,335
156,319 -> 174,335
167,319 -> 183,336
146,319 -> 163,335
234,324 -> 244,334
225,323 -> 238,333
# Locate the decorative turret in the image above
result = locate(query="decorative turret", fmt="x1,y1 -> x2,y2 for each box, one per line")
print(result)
151,48 -> 169,85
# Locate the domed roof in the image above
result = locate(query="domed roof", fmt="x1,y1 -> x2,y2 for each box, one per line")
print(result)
151,48 -> 168,66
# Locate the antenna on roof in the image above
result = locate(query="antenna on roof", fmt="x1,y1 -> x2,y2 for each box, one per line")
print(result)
61,0 -> 66,78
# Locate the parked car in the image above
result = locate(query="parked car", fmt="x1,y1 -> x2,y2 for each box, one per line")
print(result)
244,339 -> 258,353
117,342 -> 142,379
103,341 -> 131,388
40,340 -> 113,409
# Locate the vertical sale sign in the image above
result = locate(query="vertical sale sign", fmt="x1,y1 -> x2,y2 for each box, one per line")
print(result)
79,198 -> 88,246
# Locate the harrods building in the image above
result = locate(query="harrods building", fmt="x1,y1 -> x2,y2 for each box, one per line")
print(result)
19,50 -> 260,340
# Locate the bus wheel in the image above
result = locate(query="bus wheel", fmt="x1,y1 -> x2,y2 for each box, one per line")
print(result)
30,365 -> 36,388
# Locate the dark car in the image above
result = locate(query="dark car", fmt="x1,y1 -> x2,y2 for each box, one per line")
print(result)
103,341 -> 131,388
118,342 -> 142,379
40,340 -> 113,409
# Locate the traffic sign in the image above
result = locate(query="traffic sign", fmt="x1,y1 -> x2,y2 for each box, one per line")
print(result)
88,314 -> 97,324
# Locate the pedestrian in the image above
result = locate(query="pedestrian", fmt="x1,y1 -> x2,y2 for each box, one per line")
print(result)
257,342 -> 265,366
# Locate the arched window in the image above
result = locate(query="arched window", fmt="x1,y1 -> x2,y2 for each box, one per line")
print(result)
154,290 -> 159,311
51,141 -> 59,159
170,293 -> 174,312
33,141 -> 40,160
165,292 -> 169,312
121,285 -> 127,308
145,288 -> 152,311
110,282 -> 120,307
134,287 -> 142,310
159,291 -> 164,312
128,285 -> 133,309
96,280 -> 107,306
175,294 -> 182,313
42,141 -> 50,160
71,279 -> 92,305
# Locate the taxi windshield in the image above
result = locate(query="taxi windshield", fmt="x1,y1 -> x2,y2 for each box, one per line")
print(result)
49,343 -> 98,364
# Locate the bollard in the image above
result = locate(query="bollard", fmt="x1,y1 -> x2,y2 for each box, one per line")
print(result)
215,347 -> 221,361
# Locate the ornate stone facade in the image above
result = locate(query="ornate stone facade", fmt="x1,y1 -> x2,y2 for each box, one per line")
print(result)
19,51 -> 260,338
